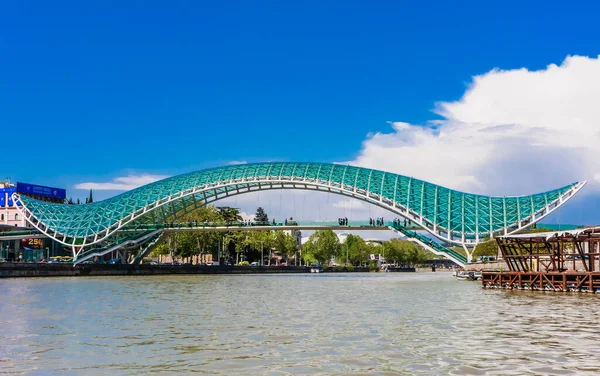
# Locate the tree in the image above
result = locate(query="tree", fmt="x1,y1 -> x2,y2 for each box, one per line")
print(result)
302,230 -> 340,264
224,231 -> 248,264
255,207 -> 268,223
86,189 -> 93,204
382,238 -> 410,265
217,206 -> 243,223
404,243 -> 433,266
380,238 -> 433,266
473,238 -> 499,258
273,231 -> 298,263
180,205 -> 229,262
247,230 -> 275,265
344,234 -> 369,266
283,232 -> 298,262
150,242 -> 170,263
165,232 -> 181,261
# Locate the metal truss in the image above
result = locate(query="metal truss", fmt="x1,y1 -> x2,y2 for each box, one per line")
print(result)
12,163 -> 585,256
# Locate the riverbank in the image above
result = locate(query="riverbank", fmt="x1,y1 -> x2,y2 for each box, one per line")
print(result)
0,263 -> 417,278
0,263 -> 309,278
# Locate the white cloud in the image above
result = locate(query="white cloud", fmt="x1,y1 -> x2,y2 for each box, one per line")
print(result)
238,211 -> 254,221
332,199 -> 367,210
351,55 -> 600,196
75,174 -> 169,191
228,160 -> 248,165
75,55 -> 600,224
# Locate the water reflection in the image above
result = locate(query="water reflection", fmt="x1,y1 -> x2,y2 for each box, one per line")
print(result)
1,273 -> 599,375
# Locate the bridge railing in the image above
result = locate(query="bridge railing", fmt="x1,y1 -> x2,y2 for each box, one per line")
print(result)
120,220 -> 424,231
74,229 -> 158,263
389,223 -> 467,265
0,229 -> 43,238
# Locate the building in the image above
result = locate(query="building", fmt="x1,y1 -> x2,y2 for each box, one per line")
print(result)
0,180 -> 67,261
1,181 -> 26,227
284,229 -> 302,248
1,181 -> 66,228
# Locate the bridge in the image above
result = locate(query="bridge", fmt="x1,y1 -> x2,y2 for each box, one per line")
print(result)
61,220 -> 469,266
10,162 -> 584,265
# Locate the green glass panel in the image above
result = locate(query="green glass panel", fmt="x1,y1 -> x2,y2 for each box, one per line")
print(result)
15,162 -> 579,243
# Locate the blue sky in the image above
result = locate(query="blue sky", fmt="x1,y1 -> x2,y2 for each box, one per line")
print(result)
2,1 -> 600,224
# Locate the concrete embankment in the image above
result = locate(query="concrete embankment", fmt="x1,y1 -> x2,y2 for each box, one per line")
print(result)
0,263 -> 310,278
322,267 -> 415,272
0,264 -> 418,278
462,261 -> 508,272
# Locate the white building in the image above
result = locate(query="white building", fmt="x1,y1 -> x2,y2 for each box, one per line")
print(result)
0,182 -> 27,227
284,229 -> 302,248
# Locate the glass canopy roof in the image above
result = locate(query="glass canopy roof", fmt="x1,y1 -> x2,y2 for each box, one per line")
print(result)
16,162 -> 582,246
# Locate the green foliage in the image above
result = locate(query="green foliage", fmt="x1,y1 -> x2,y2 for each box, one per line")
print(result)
473,239 -> 499,258
217,206 -> 243,223
150,242 -> 170,257
156,205 -> 229,260
382,238 -> 432,266
302,252 -> 318,265
344,234 -> 370,265
255,207 -> 269,223
297,233 -> 437,267
470,227 -> 556,259
527,227 -> 557,233
273,230 -> 298,259
302,230 -> 340,263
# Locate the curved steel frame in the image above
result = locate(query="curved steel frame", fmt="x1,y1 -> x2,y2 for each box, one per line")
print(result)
11,162 -> 585,257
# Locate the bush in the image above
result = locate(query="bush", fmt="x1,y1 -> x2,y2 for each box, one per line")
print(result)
368,261 -> 379,272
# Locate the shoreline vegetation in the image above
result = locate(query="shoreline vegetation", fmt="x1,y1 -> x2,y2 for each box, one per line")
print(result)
147,205 -> 435,269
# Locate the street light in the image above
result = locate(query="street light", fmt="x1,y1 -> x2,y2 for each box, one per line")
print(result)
260,241 -> 264,266
346,242 -> 349,266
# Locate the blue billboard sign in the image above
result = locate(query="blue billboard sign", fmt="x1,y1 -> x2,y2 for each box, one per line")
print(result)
16,182 -> 66,200
0,187 -> 16,207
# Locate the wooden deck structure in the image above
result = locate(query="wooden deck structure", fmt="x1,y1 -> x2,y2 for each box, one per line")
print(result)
482,227 -> 600,293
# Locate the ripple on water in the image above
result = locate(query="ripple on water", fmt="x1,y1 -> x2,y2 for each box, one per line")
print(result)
1,273 -> 600,375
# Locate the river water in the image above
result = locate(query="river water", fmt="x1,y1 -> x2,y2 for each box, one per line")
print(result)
1,272 -> 599,375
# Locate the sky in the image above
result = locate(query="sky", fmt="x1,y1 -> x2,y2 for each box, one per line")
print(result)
2,0 -> 600,226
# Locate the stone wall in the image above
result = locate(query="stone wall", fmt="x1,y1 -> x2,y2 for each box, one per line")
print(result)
0,263 -> 309,278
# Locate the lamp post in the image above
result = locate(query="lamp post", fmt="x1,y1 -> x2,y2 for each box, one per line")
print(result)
260,241 -> 264,266
345,242 -> 349,266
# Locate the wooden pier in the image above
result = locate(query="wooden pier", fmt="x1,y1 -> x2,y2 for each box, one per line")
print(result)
485,227 -> 600,293
482,271 -> 600,293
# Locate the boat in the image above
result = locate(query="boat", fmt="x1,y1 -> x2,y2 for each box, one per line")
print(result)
455,271 -> 481,281
310,263 -> 323,273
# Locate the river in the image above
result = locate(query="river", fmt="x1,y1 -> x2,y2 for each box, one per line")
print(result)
1,272 -> 599,375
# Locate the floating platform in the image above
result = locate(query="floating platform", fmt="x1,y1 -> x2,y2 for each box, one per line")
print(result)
482,271 -> 600,293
